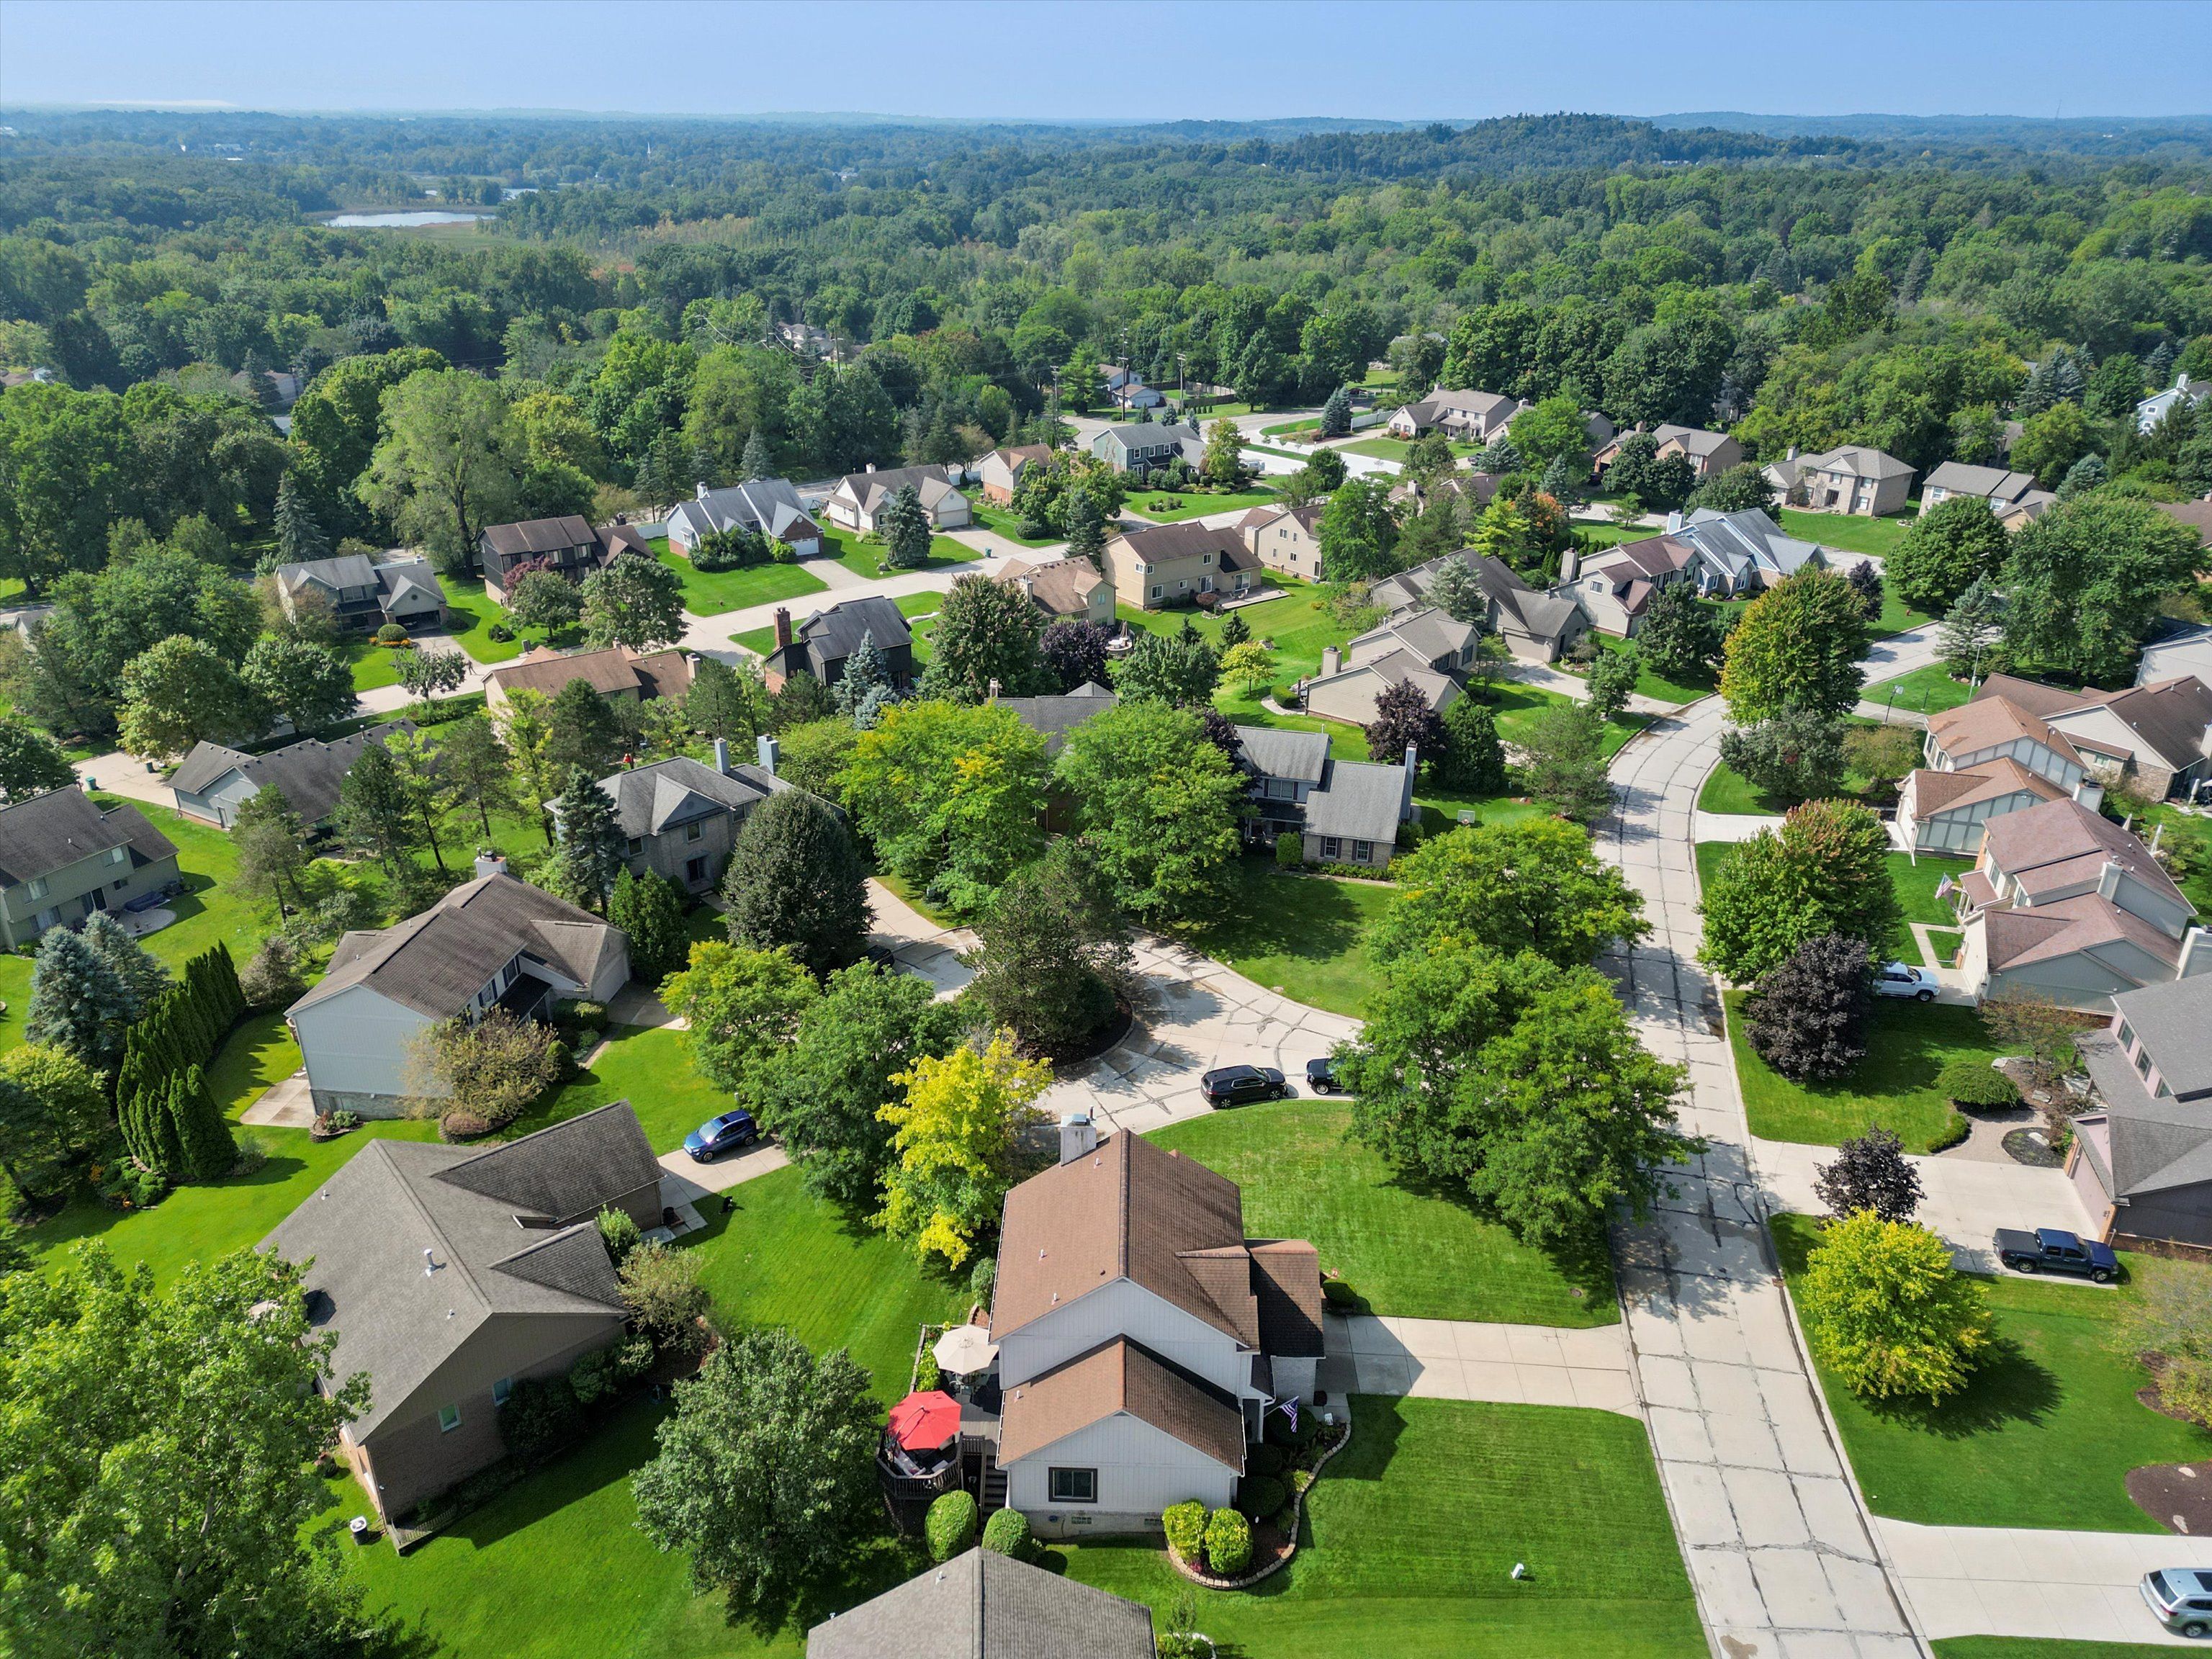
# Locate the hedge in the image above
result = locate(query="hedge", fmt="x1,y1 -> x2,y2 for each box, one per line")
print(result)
1236,1475 -> 1287,1521
1246,1442 -> 1287,1478
1204,1506 -> 1252,1575
1162,1499 -> 1207,1562
981,1506 -> 1032,1559
1937,1059 -> 2021,1109
925,1491 -> 977,1563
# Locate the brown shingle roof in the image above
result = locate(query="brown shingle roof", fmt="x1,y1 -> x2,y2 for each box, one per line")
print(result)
1928,695 -> 2085,770
1983,892 -> 2185,973
996,1337 -> 1245,1470
1907,758 -> 2066,817
485,644 -> 692,703
1979,796 -> 2188,911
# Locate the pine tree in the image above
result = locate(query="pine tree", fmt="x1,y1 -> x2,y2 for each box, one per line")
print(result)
834,631 -> 894,726
150,1074 -> 187,1175
2148,340 -> 2178,384
1318,385 -> 1353,439
1539,451 -> 1583,505
2059,452 -> 2108,498
740,427 -> 775,481
81,912 -> 169,1025
24,928 -> 138,1071
608,868 -> 690,984
544,769 -> 627,912
173,1063 -> 236,1180
2051,348 -> 2086,405
1218,609 -> 1251,649
1938,575 -> 2006,683
878,485 -> 932,570
1064,491 -> 1106,565
274,472 -> 331,568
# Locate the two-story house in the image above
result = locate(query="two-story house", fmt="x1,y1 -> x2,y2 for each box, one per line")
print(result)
1102,523 -> 1257,611
1921,693 -> 2095,797
1302,606 -> 1473,729
1385,387 -> 1523,443
1967,673 -> 2212,802
1956,796 -> 2212,1009
2070,975 -> 2212,1250
1236,503 -> 1325,580
1593,423 -> 1745,480
976,444 -> 1056,504
1373,550 -> 1584,661
580,738 -> 792,896
0,788 -> 181,948
482,644 -> 693,711
171,721 -> 411,830
1089,420 -> 1208,477
1658,508 -> 1829,598
986,1125 -> 1323,1538
1234,724 -> 1413,869
1553,533 -> 1699,637
475,516 -> 633,603
276,553 -> 448,634
662,480 -> 824,559
759,596 -> 915,693
285,871 -> 631,1116
2137,374 -> 2211,436
819,465 -> 971,534
1762,444 -> 1914,517
1917,463 -> 2055,529
994,555 -> 1114,625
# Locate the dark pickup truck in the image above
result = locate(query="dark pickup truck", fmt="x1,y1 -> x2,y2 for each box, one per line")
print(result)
1992,1227 -> 2118,1282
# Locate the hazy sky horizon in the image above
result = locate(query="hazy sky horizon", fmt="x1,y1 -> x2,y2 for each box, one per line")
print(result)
4,0 -> 2209,123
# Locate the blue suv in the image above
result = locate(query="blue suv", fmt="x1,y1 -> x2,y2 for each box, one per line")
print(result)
683,1110 -> 760,1162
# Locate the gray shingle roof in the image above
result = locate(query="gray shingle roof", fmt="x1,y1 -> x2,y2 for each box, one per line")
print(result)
1302,756 -> 1408,842
436,1100 -> 660,1226
2079,1030 -> 2212,1199
479,516 -> 595,559
0,788 -> 177,887
791,595 -> 913,664
590,755 -> 786,838
1233,723 -> 1328,785
2110,976 -> 2212,1097
170,722 -> 411,824
278,553 -> 379,593
806,1547 -> 1156,1659
667,480 -> 820,545
997,684 -> 1117,754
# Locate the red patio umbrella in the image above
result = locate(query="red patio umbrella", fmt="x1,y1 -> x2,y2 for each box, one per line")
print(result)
887,1390 -> 961,1452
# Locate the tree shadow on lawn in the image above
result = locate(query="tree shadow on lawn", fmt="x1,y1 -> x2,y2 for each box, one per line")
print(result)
1185,863 -> 1375,969
1853,1333 -> 2062,1439
1324,1162 -> 1617,1316
1771,1002 -> 1984,1102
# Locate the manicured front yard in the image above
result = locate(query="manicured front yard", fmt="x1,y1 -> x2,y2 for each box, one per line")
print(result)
1577,631 -> 1714,706
1891,850 -> 1972,930
1773,1213 -> 2212,1532
656,544 -> 828,617
1933,1642 -> 2187,1659
958,495 -> 1065,548
732,589 -> 944,657
1341,435 -> 1483,463
1724,990 -> 1985,1151
1777,507 -> 1916,559
827,526 -> 973,580
344,639 -> 406,692
1152,1102 -> 1617,1326
1125,485 -> 1281,523
1058,1396 -> 1703,1659
1866,661 -> 1974,716
513,1023 -> 732,1154
1172,857 -> 1390,1017
437,577 -> 527,665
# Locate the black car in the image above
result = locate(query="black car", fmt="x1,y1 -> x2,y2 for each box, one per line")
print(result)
1305,1057 -> 1344,1094
1200,1065 -> 1288,1107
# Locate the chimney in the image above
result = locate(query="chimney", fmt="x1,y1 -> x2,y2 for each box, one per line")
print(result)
987,677 -> 1002,701
864,462 -> 876,474
2075,778 -> 2105,812
756,734 -> 780,775
1058,1111 -> 1098,1165
773,607 -> 793,650
2097,860 -> 2124,902
472,850 -> 508,880
1665,510 -> 1683,534
714,737 -> 732,775
2182,925 -> 2211,978
1560,547 -> 1580,583
1401,746 -> 1419,821
696,481 -> 711,500
1321,644 -> 1341,678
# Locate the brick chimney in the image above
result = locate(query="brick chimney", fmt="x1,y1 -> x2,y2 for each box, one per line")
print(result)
773,607 -> 793,650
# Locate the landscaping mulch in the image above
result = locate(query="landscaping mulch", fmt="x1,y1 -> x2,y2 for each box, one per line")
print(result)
2002,1128 -> 2064,1169
2127,1461 -> 2212,1534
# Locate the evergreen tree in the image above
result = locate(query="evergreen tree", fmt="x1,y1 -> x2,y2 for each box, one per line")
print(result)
149,1072 -> 187,1174
26,928 -> 139,1070
739,428 -> 775,481
336,742 -> 423,876
544,676 -> 626,775
608,868 -> 691,984
834,631 -> 896,727
1426,556 -> 1490,626
1218,608 -> 1251,649
1318,385 -> 1353,439
81,912 -> 171,1022
687,655 -> 764,745
1064,490 -> 1106,565
878,484 -> 932,570
2059,452 -> 2108,498
1539,451 -> 1583,505
721,788 -> 870,974
544,769 -> 627,913
171,1063 -> 235,1179
273,472 -> 330,568
1938,575 -> 2006,682
1438,698 -> 1506,793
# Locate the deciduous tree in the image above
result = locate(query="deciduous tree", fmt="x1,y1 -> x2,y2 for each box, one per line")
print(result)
1813,1126 -> 1924,1223
358,367 -> 524,573
1717,709 -> 1849,806
1720,569 -> 1866,723
876,1031 -> 1053,1269
0,1043 -> 105,1201
1370,817 -> 1647,969
1110,624 -> 1220,706
1699,800 -> 1901,982
1053,700 -> 1246,918
661,941 -> 819,1104
1747,933 -> 1875,1082
2001,495 -> 2202,685
1798,1212 -> 1990,1403
505,567 -> 584,634
579,550 -> 686,651
842,700 -> 1049,914
241,636 -> 356,735
1889,495 -> 2008,614
920,572 -> 1048,702
1039,618 -> 1112,692
118,634 -> 258,758
0,714 -> 77,804
1519,699 -> 1613,823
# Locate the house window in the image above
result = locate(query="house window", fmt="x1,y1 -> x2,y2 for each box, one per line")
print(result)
626,837 -> 644,855
2139,1050 -> 2154,1079
1321,837 -> 1342,860
108,845 -> 128,866
1048,1467 -> 1098,1503
1264,778 -> 1294,800
684,822 -> 703,843
492,1377 -> 513,1407
1353,840 -> 1375,863
685,856 -> 709,884
439,1404 -> 462,1434
25,878 -> 45,902
1149,586 -> 1161,600
2119,1021 -> 2136,1051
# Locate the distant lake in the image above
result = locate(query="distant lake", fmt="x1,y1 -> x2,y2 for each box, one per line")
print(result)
326,210 -> 489,228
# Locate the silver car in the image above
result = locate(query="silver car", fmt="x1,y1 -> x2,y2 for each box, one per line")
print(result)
1874,962 -> 1938,1002
2142,1568 -> 2212,1637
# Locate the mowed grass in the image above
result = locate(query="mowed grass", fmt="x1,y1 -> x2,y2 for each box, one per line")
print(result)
1582,631 -> 1714,705
1777,507 -> 1916,558
88,797 -> 276,976
1892,851 -> 1972,929
1058,1396 -> 1703,1659
205,1007 -> 301,1118
1866,661 -> 1974,716
344,639 -> 405,692
1152,1102 -> 1617,1326
1124,485 -> 1282,523
656,541 -> 828,617
827,526 -> 972,580
1773,1214 -> 2212,1532
1933,1642 -> 2188,1659
510,1023 -> 731,1154
437,577 -> 526,664
1172,858 -> 1391,1017
731,589 -> 944,657
1723,990 -> 1982,1152
958,495 -> 1064,548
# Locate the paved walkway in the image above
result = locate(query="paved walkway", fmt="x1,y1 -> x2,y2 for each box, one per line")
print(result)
1878,1519 -> 2205,1647
1328,1312 -> 1640,1416
240,1070 -> 316,1128
865,878 -> 978,999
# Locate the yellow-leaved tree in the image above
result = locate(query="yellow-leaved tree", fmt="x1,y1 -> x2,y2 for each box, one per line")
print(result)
874,1032 -> 1052,1270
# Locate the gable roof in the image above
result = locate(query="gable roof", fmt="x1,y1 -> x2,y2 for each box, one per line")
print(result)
0,789 -> 176,887
832,464 -> 958,514
984,443 -> 1054,473
1108,522 -> 1254,570
805,1547 -> 1157,1659
996,683 -> 1116,754
1979,796 -> 2188,912
1905,758 -> 2066,817
795,595 -> 914,661
479,516 -> 595,559
288,873 -> 623,1020
1586,533 -> 1698,584
1923,462 -> 2041,503
996,1336 -> 1246,1470
485,644 -> 692,703
1982,890 -> 2186,974
276,552 -> 379,593
1987,673 -> 2212,772
170,722 -> 412,824
1929,694 -> 2087,769
667,480 -> 820,546
1801,444 -> 1914,480
1233,723 -> 1329,786
261,1102 -> 653,1438
997,555 -> 1107,617
2156,498 -> 2212,549
1349,606 -> 1476,668
1095,420 -> 1204,454
1677,507 -> 1827,582
591,755 -> 787,839
2112,976 -> 2212,1097
1300,756 -> 1409,845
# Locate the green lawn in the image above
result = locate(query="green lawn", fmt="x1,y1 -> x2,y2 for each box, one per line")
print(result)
1933,1642 -> 2189,1659
1488,680 -> 1652,759
438,577 -> 527,665
91,797 -> 277,975
1725,991 -> 1984,1151
959,498 -> 1064,548
1058,1397 -> 1703,1659
1777,507 -> 1917,558
1773,1214 -> 2212,1532
206,1007 -> 301,1118
1695,735 -> 1895,814
732,589 -> 945,657
1891,851 -> 1972,929
1125,485 -> 1281,523
827,526 -> 973,581
1341,435 -> 1483,463
1152,1102 -> 1617,1326
1865,662 -> 1974,716
1172,857 -> 1390,1017
511,1024 -> 732,1154
344,639 -> 405,692
1580,631 -> 1714,705
657,544 -> 828,618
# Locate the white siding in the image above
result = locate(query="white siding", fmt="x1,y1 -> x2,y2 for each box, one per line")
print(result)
998,1279 -> 1251,1400
291,985 -> 436,1105
1005,1411 -> 1238,1537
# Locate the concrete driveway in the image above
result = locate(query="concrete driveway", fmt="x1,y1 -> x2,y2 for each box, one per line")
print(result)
1880,1519 -> 2211,1647
1328,1313 -> 1639,1416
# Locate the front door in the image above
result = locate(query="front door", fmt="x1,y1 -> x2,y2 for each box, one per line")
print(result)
83,889 -> 108,916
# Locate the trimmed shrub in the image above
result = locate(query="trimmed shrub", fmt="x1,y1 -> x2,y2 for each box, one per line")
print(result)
597,1205 -> 643,1264
926,1490 -> 978,1563
1236,1475 -> 1287,1522
1246,1442 -> 1287,1478
1274,831 -> 1303,868
374,622 -> 408,645
1264,1406 -> 1320,1448
568,1346 -> 618,1406
1203,1506 -> 1252,1575
439,1109 -> 493,1141
1162,1499 -> 1208,1562
498,1375 -> 583,1462
1938,1060 -> 2020,1110
915,1350 -> 942,1394
981,1506 -> 1033,1559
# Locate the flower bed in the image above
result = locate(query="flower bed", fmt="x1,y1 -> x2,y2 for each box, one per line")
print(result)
1162,1404 -> 1353,1590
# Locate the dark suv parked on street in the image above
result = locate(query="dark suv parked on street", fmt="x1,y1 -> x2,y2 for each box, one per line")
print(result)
1200,1065 -> 1288,1108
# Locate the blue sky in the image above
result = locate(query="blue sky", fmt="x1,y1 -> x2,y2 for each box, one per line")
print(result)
3,1 -> 2207,122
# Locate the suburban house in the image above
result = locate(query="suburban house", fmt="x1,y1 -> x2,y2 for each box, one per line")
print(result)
1102,523 -> 1259,611
261,1102 -> 665,1522
1954,796 -> 2211,1008
1921,694 -> 2096,798
1102,366 -> 1165,411
2138,619 -> 2212,691
1089,419 -> 1208,477
995,555 -> 1114,625
997,681 -> 1118,756
170,721 -> 411,830
1662,507 -> 1830,596
1384,387 -> 1523,444
1372,549 -> 1585,662
805,1547 -> 1156,1659
1235,723 -> 1414,868
976,443 -> 1056,504
475,515 -> 637,603
1761,444 -> 1914,517
482,644 -> 693,711
285,872 -> 631,1116
662,480 -> 824,559
1237,503 -> 1326,580
2154,497 -> 2212,550
760,596 -> 916,693
1593,423 -> 1744,480
584,739 -> 791,896
2137,374 -> 2211,435
1388,471 -> 1500,518
0,788 -> 181,949
1968,673 -> 2212,801
1553,533 -> 1697,637
2071,976 -> 2212,1250
275,552 -> 447,634
986,1125 -> 1323,1538
1917,463 -> 2055,529
1895,760 -> 2069,855
1303,609 -> 1465,729
820,464 -> 971,534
